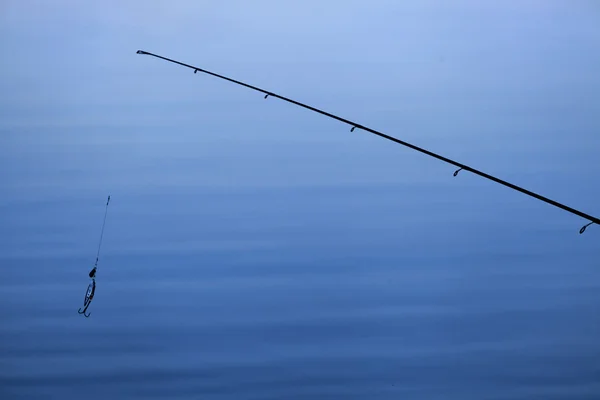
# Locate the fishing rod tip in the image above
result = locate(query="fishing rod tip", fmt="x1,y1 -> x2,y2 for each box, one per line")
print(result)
136,50 -> 148,55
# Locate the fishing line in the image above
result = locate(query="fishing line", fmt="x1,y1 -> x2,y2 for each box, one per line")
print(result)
94,195 -> 111,268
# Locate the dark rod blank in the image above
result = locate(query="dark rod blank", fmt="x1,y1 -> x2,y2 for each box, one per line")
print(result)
136,49 -> 599,234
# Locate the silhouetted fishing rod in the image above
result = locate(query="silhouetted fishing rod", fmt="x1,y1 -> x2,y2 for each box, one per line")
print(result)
136,49 -> 598,234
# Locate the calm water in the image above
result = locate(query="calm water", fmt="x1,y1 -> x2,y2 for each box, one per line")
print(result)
3,1 -> 600,398
1,124 -> 599,400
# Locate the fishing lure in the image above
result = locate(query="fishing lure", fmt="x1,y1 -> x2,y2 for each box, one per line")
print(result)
78,195 -> 110,318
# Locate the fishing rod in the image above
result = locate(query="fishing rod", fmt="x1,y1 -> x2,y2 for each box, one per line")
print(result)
136,49 -> 598,234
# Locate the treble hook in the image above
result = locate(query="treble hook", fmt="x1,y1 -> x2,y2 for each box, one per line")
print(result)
350,126 -> 356,132
453,167 -> 463,177
77,308 -> 91,318
579,221 -> 594,234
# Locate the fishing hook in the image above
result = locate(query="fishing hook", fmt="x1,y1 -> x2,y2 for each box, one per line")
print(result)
78,307 -> 91,318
